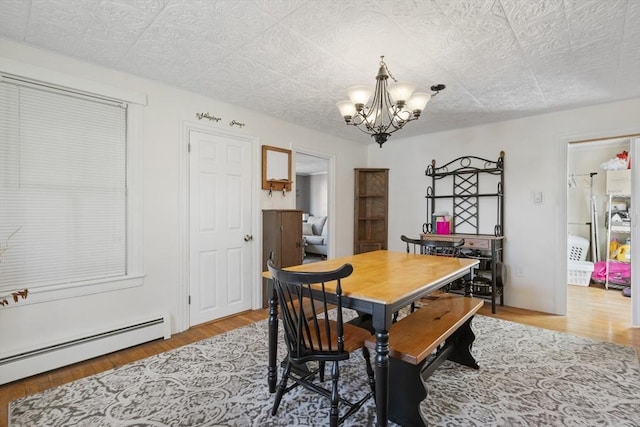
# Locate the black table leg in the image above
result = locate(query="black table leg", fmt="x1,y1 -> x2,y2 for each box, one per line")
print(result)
267,283 -> 278,393
375,329 -> 389,427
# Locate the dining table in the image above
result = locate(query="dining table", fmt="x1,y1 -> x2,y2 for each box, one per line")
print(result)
263,249 -> 479,426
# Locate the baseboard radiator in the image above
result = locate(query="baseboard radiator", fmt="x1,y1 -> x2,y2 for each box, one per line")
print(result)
0,314 -> 171,385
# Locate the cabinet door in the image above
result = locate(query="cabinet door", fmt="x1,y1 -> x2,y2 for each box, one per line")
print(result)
262,211 -> 283,267
358,242 -> 383,253
280,211 -> 302,266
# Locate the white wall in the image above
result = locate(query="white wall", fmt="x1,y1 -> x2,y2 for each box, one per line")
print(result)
309,174 -> 328,217
367,98 -> 640,317
0,39 -> 367,357
295,174 -> 311,213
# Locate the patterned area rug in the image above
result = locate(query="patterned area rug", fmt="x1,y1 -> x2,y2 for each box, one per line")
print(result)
10,315 -> 640,426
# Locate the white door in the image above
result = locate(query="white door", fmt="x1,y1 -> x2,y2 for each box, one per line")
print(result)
189,129 -> 253,326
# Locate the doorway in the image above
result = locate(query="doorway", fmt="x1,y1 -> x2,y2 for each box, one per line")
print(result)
567,135 -> 636,324
294,150 -> 333,263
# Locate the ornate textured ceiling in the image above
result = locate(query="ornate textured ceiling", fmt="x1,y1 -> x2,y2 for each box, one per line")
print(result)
1,0 -> 639,144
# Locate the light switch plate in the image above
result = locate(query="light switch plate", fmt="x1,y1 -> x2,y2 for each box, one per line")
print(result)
532,191 -> 543,204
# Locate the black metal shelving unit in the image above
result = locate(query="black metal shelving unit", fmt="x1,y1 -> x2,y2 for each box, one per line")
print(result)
424,151 -> 505,313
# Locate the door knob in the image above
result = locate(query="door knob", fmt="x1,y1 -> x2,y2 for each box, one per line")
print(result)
243,234 -> 253,242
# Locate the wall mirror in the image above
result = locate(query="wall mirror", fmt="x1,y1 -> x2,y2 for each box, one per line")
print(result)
262,145 -> 292,191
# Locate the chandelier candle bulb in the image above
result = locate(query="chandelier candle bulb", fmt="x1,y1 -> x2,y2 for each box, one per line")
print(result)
336,55 -> 445,147
406,93 -> 432,113
387,82 -> 416,104
336,100 -> 356,120
347,85 -> 372,107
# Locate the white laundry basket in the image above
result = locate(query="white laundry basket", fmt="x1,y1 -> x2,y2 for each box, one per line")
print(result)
568,235 -> 590,262
568,260 -> 594,286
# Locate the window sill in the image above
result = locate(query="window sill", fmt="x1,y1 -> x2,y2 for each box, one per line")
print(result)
1,274 -> 146,307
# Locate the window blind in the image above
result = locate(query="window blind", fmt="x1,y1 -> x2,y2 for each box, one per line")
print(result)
0,78 -> 127,291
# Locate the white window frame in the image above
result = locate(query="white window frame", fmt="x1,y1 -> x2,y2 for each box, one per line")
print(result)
0,58 -> 147,305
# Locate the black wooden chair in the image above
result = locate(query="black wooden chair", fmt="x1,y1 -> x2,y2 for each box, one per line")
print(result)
401,235 -> 425,254
400,235 -> 467,308
267,259 -> 375,426
423,238 -> 465,257
400,234 -> 465,256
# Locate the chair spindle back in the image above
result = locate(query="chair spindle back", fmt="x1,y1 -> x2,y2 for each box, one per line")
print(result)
400,235 -> 465,257
267,260 -> 354,363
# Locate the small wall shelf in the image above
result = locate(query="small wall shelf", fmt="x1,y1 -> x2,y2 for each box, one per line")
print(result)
267,179 -> 292,192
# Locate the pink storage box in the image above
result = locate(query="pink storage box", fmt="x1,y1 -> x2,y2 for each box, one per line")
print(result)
436,221 -> 450,235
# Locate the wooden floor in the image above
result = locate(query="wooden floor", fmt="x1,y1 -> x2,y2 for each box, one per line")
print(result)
1,285 -> 637,425
480,284 -> 639,350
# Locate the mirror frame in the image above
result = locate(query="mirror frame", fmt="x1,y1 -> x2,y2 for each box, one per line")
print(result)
262,145 -> 292,191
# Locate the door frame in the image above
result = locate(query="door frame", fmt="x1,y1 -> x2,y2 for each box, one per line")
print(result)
557,128 -> 640,326
292,146 -> 336,259
179,121 -> 261,332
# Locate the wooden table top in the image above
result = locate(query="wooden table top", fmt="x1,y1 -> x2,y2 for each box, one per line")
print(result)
263,250 -> 478,305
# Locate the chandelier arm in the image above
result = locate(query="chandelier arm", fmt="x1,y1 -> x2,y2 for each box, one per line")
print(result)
371,66 -> 395,134
348,121 -> 385,136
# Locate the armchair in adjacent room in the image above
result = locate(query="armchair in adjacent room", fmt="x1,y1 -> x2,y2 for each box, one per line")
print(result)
302,215 -> 328,256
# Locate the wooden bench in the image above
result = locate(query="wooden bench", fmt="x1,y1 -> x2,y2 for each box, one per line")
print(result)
364,293 -> 484,427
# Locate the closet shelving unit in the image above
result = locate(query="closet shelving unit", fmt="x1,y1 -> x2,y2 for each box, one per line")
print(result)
605,193 -> 631,290
423,151 -> 505,313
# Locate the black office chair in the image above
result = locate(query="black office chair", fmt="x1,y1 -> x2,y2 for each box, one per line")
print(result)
267,259 -> 375,427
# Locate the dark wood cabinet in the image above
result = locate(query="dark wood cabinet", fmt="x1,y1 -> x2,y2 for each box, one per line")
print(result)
262,209 -> 303,307
354,168 -> 389,254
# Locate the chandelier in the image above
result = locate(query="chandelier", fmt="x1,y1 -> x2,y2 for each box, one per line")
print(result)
336,56 -> 445,147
